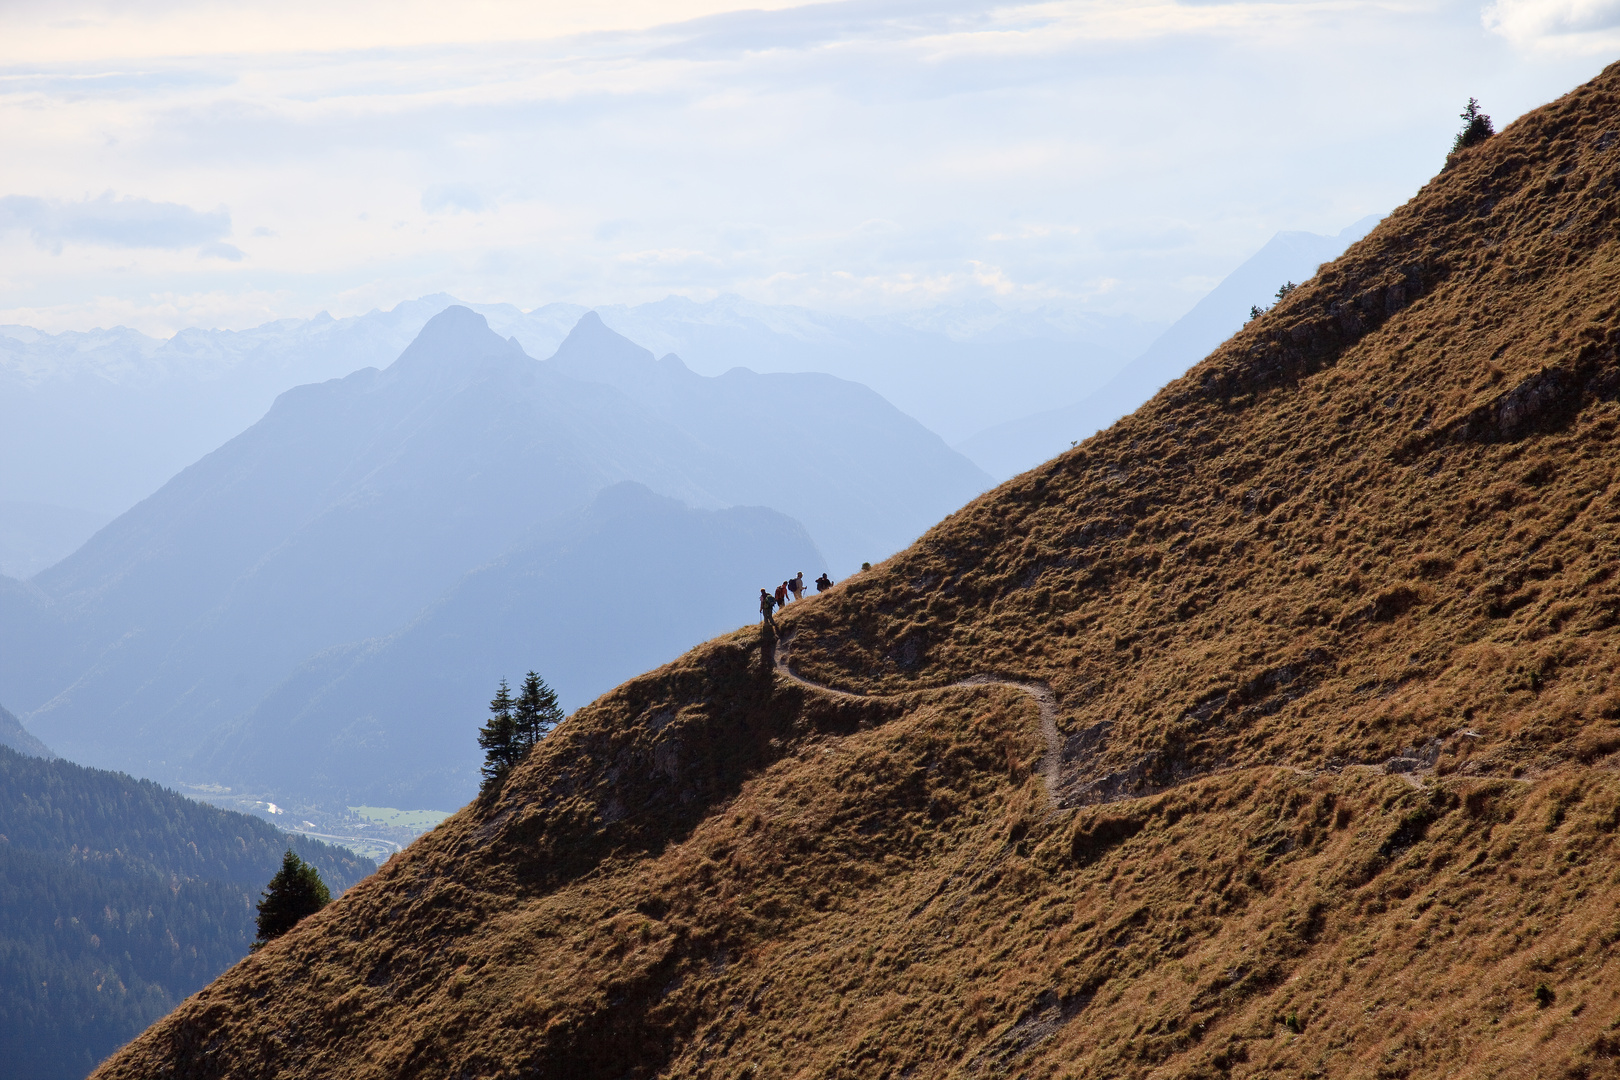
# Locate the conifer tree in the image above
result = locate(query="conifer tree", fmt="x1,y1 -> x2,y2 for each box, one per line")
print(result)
1452,98 -> 1494,154
477,678 -> 519,789
513,670 -> 563,753
253,849 -> 331,948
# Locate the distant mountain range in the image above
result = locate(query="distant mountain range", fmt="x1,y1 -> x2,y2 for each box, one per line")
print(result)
956,216 -> 1382,478
0,227 -> 1391,580
0,307 -> 985,809
0,741 -> 370,1080
0,295 -> 1157,576
92,65 -> 1620,1080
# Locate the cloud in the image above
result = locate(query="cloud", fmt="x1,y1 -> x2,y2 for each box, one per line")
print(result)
1483,0 -> 1620,46
421,184 -> 486,214
0,193 -> 232,252
0,0 -> 1607,333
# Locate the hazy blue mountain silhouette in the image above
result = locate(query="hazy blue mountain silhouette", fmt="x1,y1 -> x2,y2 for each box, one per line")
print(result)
1,294 -> 1147,572
578,296 -> 1161,444
0,301 -> 456,517
197,482 -> 823,807
1,307 -> 981,806
0,701 -> 53,759
956,217 -> 1382,479
549,311 -> 988,570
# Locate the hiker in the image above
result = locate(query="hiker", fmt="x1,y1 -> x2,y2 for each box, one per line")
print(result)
789,572 -> 805,601
775,582 -> 789,609
815,572 -> 833,592
759,588 -> 776,629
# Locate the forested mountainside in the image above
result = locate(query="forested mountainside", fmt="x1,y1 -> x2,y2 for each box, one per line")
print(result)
0,746 -> 371,1080
97,63 -> 1620,1080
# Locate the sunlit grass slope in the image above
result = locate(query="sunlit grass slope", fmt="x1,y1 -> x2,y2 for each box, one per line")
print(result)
96,61 -> 1620,1079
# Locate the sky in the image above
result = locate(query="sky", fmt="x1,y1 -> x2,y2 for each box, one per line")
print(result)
0,0 -> 1614,336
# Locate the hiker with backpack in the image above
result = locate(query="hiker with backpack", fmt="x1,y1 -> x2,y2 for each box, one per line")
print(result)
775,582 -> 789,609
815,572 -> 833,592
789,572 -> 805,601
759,588 -> 776,630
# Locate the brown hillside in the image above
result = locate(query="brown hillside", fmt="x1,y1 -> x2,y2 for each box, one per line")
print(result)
97,63 -> 1620,1080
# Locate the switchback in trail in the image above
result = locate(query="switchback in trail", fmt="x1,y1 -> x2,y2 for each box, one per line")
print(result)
773,630 -> 1062,809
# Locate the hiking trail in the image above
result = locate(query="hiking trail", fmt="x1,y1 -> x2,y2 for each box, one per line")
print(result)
773,631 -> 1062,809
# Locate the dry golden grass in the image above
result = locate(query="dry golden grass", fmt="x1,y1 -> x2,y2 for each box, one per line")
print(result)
96,61 -> 1620,1080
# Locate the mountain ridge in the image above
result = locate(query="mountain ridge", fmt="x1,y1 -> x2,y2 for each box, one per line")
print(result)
95,62 -> 1620,1080
956,215 -> 1383,479
3,307 -> 983,806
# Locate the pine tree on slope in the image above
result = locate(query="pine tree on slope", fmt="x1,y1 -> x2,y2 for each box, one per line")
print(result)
1452,98 -> 1494,154
253,849 -> 331,948
513,670 -> 564,753
478,678 -> 520,790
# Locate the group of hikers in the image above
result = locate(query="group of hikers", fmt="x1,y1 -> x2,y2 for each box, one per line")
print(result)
759,570 -> 834,629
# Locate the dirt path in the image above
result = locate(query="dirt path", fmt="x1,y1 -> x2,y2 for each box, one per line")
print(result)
773,632 -> 1062,809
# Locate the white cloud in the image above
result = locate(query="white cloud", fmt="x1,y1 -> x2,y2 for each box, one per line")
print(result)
0,0 -> 813,62
0,0 -> 1609,332
0,193 -> 231,253
1483,0 -> 1620,48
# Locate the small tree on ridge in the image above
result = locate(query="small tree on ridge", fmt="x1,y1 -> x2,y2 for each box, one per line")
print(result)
254,849 -> 331,948
477,678 -> 519,790
514,670 -> 563,751
1452,97 -> 1494,155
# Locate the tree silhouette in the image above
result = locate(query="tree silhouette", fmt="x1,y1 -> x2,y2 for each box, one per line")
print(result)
477,678 -> 519,790
1452,98 -> 1494,154
253,849 -> 331,947
514,670 -> 563,752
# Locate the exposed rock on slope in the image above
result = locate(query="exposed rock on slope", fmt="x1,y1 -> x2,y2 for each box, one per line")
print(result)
97,64 -> 1620,1079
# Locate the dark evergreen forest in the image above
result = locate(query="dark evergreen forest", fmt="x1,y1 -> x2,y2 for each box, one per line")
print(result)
0,745 -> 374,1080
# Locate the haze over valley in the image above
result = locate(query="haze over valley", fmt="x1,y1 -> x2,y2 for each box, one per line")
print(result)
1,1 -> 1615,1078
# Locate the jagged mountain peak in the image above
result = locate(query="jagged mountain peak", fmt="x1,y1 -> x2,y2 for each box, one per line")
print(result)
549,310 -> 698,400
551,310 -> 656,374
386,304 -> 528,382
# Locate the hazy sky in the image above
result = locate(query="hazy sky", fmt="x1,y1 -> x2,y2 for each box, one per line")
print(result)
0,0 -> 1613,335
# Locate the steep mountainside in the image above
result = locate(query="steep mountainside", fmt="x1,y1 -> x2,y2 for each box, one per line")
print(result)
0,308 -> 979,807
0,501 -> 112,579
0,746 -> 371,1080
96,64 -> 1620,1080
196,483 -> 824,808
0,699 -> 53,758
957,216 -> 1381,480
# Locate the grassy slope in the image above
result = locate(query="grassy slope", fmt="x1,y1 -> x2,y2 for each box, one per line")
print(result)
96,62 -> 1620,1080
